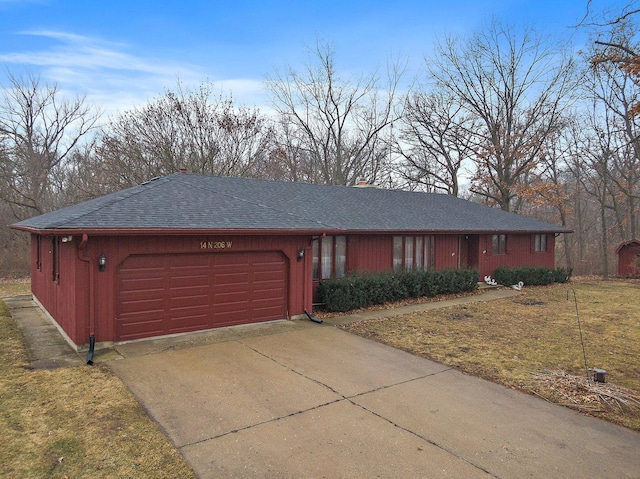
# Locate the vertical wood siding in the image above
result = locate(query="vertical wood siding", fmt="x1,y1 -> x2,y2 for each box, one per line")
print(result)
29,231 -> 559,347
617,243 -> 640,277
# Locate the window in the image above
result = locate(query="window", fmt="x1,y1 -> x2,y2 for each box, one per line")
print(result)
321,236 -> 333,279
393,236 -> 403,270
313,235 -> 347,280
492,234 -> 506,254
51,237 -> 60,283
533,234 -> 547,252
393,236 -> 435,271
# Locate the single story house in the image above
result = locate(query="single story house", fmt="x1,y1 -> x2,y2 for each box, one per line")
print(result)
616,239 -> 640,277
10,172 -> 569,351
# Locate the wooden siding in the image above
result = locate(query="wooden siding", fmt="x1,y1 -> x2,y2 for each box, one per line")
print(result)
347,235 -> 393,273
28,231 -> 559,348
343,233 -> 555,280
30,234 -> 85,345
617,242 -> 640,277
434,235 -> 460,270
31,234 -> 310,347
475,234 -> 555,279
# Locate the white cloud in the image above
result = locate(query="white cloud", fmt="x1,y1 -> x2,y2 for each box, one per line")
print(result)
0,30 -> 271,117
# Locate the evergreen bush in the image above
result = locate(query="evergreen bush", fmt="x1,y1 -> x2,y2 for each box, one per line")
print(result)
317,269 -> 478,312
493,266 -> 572,286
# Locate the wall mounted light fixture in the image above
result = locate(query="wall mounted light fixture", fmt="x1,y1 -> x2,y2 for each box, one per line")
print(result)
98,253 -> 106,272
297,248 -> 305,262
60,235 -> 73,243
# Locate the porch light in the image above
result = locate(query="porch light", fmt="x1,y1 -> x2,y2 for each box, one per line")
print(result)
297,248 -> 305,262
98,253 -> 106,272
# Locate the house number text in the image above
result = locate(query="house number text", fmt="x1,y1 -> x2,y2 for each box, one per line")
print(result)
200,241 -> 233,249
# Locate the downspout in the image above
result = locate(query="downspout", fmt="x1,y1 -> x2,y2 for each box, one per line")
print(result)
303,235 -> 324,324
77,234 -> 96,365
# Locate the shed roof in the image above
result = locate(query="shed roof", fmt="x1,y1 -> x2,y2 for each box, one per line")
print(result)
615,239 -> 640,254
11,173 -> 570,234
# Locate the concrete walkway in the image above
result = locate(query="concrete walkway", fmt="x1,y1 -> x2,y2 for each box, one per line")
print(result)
6,289 -> 640,478
4,295 -> 85,368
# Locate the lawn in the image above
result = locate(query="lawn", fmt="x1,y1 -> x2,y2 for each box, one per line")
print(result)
0,281 -> 196,479
0,277 -> 31,298
341,278 -> 640,431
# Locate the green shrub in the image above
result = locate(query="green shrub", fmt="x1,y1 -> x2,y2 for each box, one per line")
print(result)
493,266 -> 573,287
317,269 -> 478,313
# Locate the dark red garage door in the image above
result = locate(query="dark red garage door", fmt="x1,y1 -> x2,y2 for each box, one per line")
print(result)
116,251 -> 287,341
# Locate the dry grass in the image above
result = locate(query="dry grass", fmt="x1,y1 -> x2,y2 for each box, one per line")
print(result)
0,300 -> 196,478
341,279 -> 640,431
0,277 -> 31,299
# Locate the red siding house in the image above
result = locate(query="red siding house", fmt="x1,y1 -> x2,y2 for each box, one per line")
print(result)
616,239 -> 640,277
11,173 -> 569,351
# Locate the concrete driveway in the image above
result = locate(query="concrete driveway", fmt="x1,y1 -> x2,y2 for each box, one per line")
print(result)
108,320 -> 640,479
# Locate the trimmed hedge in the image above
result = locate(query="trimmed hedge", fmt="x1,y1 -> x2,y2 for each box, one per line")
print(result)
316,269 -> 478,313
493,266 -> 572,286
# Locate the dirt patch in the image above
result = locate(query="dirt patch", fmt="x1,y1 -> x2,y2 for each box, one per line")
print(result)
514,298 -> 547,306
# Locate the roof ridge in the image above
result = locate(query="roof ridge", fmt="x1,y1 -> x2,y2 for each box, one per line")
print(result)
46,176 -> 172,228
180,174 -> 336,229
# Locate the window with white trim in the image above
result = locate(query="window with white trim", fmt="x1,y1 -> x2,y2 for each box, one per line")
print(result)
393,236 -> 434,271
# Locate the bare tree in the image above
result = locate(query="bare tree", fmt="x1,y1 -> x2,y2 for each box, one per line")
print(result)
426,20 -> 578,211
90,82 -> 274,190
398,90 -> 476,195
265,117 -> 316,182
588,23 -> 640,241
574,108 -> 618,279
0,73 -> 100,217
266,42 -> 404,186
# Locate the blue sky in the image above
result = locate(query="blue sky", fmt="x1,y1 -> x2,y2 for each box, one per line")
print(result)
0,0 -> 634,116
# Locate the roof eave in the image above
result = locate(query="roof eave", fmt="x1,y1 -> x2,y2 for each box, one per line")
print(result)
9,225 -> 572,236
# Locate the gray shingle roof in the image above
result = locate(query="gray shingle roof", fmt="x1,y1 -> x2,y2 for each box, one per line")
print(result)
11,173 -> 570,234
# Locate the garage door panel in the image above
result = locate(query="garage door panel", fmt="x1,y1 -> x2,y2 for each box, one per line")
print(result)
170,293 -> 208,308
168,289 -> 209,302
252,284 -> 285,297
116,251 -> 287,341
119,298 -> 165,315
254,273 -> 285,284
214,293 -> 251,305
212,311 -> 251,326
213,299 -> 250,312
170,277 -> 208,289
119,321 -> 165,340
167,314 -> 209,333
214,254 -> 250,266
252,300 -> 286,313
214,281 -> 250,293
213,271 -> 249,284
120,277 -> 164,292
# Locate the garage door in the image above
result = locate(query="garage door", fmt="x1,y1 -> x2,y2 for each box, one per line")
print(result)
116,252 -> 287,341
